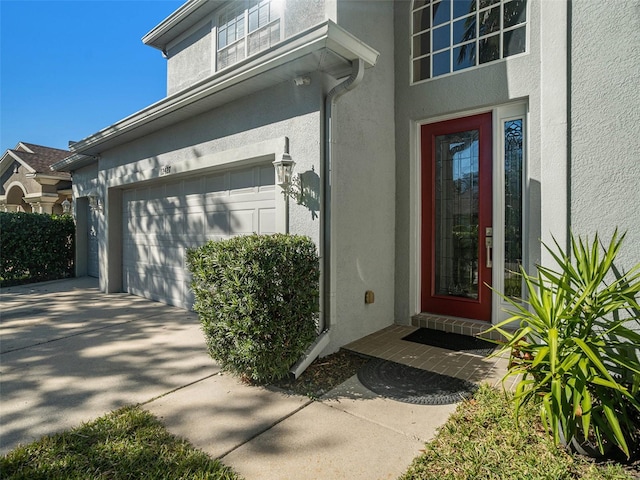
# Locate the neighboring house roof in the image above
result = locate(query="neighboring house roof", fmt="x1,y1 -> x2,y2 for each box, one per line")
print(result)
1,142 -> 71,180
52,20 -> 379,172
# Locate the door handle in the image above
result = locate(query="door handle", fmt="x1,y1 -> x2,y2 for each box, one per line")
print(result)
485,227 -> 493,268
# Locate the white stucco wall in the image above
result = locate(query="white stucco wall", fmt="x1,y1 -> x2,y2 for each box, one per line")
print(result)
78,78 -> 325,296
165,0 -> 332,95
325,0 -> 396,351
167,23 -> 212,95
569,0 -> 640,271
392,0 -> 569,323
71,164 -> 99,280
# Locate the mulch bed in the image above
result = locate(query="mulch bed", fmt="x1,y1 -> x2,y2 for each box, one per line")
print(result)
271,349 -> 371,398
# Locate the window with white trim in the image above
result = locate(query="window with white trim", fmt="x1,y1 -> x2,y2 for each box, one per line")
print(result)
217,0 -> 281,71
411,0 -> 527,83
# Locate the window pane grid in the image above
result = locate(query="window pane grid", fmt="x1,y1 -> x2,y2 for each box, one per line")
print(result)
411,0 -> 527,82
217,0 -> 281,71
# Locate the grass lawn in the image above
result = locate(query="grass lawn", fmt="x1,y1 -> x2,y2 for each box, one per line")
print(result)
0,406 -> 240,480
1,354 -> 637,480
401,384 -> 637,480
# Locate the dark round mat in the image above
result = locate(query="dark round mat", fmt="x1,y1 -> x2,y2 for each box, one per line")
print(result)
357,358 -> 478,405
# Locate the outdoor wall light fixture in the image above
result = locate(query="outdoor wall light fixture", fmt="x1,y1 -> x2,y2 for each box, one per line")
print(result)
61,198 -> 71,214
87,191 -> 101,211
273,153 -> 297,234
273,153 -> 296,191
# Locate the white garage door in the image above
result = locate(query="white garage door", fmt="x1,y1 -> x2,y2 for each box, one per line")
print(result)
122,164 -> 276,308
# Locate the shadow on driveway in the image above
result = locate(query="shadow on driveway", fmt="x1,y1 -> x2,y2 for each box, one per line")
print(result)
0,277 -> 216,455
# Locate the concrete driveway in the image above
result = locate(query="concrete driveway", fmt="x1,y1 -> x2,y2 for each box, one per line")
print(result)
0,277 -> 216,455
0,278 -> 458,479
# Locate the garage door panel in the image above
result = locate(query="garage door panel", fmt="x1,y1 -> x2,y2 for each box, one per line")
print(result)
183,176 -> 204,194
122,164 -> 275,309
182,192 -> 205,208
207,211 -> 229,235
133,187 -> 151,201
126,264 -> 186,290
230,169 -> 255,192
135,273 -> 164,303
139,215 -> 164,235
149,245 -> 184,270
165,212 -> 186,236
258,165 -> 275,188
122,241 -> 144,263
228,209 -> 257,234
259,208 -> 276,234
149,184 -> 165,201
185,210 -> 207,236
165,181 -> 183,197
205,174 -> 228,194
122,190 -> 136,209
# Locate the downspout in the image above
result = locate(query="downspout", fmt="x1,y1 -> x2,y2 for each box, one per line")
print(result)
289,58 -> 365,379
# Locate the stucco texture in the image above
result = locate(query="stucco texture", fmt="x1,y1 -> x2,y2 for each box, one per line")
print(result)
326,0 -> 396,350
569,0 -> 640,270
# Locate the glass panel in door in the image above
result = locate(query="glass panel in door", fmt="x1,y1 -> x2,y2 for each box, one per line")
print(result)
421,112 -> 492,321
434,129 -> 480,299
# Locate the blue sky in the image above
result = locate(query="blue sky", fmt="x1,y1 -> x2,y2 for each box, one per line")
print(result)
0,0 -> 183,154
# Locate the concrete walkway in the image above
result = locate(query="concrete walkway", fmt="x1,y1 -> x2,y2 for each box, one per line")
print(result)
1,278 -> 461,479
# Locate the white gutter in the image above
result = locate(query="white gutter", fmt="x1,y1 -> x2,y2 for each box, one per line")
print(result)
52,21 -> 378,173
289,58 -> 365,379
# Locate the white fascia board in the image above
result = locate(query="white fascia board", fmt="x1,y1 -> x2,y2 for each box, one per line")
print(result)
1,150 -> 36,174
16,142 -> 35,153
56,21 -> 378,172
142,0 -> 222,51
0,152 -> 14,176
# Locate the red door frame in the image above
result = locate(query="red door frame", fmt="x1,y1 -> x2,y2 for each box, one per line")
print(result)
421,112 -> 493,321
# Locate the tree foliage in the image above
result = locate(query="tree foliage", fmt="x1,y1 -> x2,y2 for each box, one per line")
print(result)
0,212 -> 75,286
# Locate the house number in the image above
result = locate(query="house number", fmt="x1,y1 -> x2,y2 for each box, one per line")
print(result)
160,165 -> 172,176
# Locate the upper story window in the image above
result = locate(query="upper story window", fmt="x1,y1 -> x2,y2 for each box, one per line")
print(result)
411,0 -> 527,83
217,0 -> 282,71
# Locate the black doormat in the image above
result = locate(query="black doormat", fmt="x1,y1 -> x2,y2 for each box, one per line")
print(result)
402,328 -> 495,357
357,358 -> 478,405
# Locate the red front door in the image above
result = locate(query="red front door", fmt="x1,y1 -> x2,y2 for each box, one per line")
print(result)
421,113 -> 493,321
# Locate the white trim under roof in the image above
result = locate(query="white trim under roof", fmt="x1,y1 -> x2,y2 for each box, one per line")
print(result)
16,143 -> 35,154
0,150 -> 37,175
142,0 -> 225,51
53,20 -> 379,172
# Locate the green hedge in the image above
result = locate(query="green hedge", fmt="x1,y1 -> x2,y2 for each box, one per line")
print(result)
187,234 -> 320,383
0,212 -> 75,287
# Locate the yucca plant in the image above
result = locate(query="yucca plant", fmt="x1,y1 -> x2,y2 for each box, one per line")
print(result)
483,230 -> 640,459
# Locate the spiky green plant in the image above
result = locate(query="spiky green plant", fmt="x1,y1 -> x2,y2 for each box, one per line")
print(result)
483,230 -> 640,459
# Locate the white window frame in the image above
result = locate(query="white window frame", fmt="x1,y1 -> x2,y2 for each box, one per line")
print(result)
215,0 -> 283,72
410,0 -> 529,84
491,102 -> 527,325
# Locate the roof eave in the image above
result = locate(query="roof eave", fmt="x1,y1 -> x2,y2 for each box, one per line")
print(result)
51,153 -> 97,172
55,20 -> 379,172
1,150 -> 36,174
142,0 -> 223,51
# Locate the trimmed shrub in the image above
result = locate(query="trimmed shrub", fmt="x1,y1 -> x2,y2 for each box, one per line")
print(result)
186,234 -> 320,383
0,212 -> 75,287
